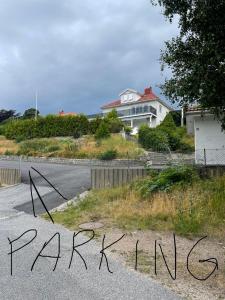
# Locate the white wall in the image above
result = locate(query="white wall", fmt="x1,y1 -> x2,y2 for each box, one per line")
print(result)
194,115 -> 225,165
121,91 -> 140,103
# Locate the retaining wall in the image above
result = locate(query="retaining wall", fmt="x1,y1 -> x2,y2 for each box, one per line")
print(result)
91,168 -> 147,189
0,168 -> 21,185
0,155 -> 144,167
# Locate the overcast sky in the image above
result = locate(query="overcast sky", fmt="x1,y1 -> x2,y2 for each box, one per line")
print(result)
0,0 -> 179,115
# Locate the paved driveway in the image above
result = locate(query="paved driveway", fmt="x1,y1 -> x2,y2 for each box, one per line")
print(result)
0,160 -> 91,214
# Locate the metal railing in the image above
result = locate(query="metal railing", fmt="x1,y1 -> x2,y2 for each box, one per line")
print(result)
195,149 -> 225,165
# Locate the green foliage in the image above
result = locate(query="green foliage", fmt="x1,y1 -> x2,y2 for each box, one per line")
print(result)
152,0 -> 225,127
158,113 -> 177,131
98,149 -> 117,160
4,150 -> 14,156
95,122 -> 110,140
104,109 -> 123,133
138,114 -> 194,152
138,125 -> 169,151
107,118 -> 123,133
23,108 -> 40,119
4,115 -> 89,140
106,109 -> 118,119
89,117 -> 102,134
0,125 -> 5,135
169,111 -> 182,127
134,165 -> 199,197
124,126 -> 132,135
0,109 -> 19,123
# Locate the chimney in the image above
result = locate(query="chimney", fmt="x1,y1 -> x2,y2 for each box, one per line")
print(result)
144,86 -> 152,95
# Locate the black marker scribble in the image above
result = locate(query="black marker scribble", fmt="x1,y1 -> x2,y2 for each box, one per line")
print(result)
29,167 -> 67,223
8,229 -> 37,275
99,234 -> 125,274
135,240 -> 139,271
31,232 -> 61,272
29,170 -> 54,223
31,167 -> 68,200
187,236 -> 218,281
155,233 -> 177,280
69,230 -> 95,270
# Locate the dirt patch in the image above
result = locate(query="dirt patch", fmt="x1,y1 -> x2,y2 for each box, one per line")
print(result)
96,228 -> 225,299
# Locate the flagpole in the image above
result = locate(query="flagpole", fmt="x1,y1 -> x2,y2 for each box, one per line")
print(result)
35,90 -> 38,121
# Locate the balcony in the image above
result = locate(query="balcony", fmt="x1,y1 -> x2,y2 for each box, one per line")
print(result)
117,105 -> 157,118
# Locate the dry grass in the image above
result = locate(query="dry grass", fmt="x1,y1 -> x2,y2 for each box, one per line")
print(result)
75,134 -> 143,159
49,176 -> 225,240
0,135 -> 19,154
1,134 -> 143,159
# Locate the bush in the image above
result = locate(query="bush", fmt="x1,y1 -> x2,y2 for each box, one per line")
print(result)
89,117 -> 103,134
4,114 -> 89,140
107,118 -> 123,133
95,122 -> 110,140
134,165 -> 199,197
138,125 -> 169,151
124,126 -> 132,135
98,149 -> 117,160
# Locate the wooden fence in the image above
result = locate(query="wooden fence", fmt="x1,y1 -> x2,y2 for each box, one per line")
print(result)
198,165 -> 225,178
0,168 -> 21,185
91,168 -> 147,189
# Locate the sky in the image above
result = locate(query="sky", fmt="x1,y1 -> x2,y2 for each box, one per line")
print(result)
0,0 -> 179,115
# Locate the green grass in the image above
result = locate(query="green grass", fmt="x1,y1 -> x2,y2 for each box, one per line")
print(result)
45,175 -> 225,239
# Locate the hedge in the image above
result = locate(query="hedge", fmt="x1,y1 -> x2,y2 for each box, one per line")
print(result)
4,115 -> 89,140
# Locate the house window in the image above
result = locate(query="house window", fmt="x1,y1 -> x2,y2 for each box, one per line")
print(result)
128,94 -> 133,100
144,106 -> 148,112
132,107 -> 135,115
139,107 -> 143,113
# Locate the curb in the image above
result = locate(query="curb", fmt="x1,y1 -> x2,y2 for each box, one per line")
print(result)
49,190 -> 89,213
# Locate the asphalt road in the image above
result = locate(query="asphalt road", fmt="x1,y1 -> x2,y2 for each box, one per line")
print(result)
0,160 -> 91,214
0,160 -> 181,299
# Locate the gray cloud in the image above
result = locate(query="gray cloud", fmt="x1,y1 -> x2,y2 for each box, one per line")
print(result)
0,0 -> 178,114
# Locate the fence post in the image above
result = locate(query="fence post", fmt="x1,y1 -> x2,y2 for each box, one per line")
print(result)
204,148 -> 207,166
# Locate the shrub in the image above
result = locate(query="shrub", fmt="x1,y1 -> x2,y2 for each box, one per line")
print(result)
98,149 -> 117,160
46,145 -> 60,152
107,118 -> 123,133
4,150 -> 14,156
4,115 -> 89,140
134,165 -> 199,197
95,122 -> 110,140
124,126 -> 132,135
89,117 -> 102,134
73,129 -> 82,139
138,125 -> 169,151
0,125 -> 5,136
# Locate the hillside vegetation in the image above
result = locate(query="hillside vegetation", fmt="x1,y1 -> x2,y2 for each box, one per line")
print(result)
0,135 -> 143,159
49,166 -> 225,239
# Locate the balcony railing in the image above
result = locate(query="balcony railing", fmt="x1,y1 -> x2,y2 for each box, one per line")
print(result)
117,105 -> 157,118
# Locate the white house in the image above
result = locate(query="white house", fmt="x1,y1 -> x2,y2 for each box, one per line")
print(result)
186,109 -> 225,165
101,86 -> 172,134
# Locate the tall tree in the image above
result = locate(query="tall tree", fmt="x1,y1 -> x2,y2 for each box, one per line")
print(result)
23,108 -> 40,119
0,109 -> 18,123
152,0 -> 225,127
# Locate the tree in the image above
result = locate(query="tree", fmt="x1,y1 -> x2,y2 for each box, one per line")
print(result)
0,109 -> 19,123
106,109 -> 119,119
23,108 -> 39,119
105,109 -> 123,133
95,122 -> 110,140
151,1 -> 225,127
